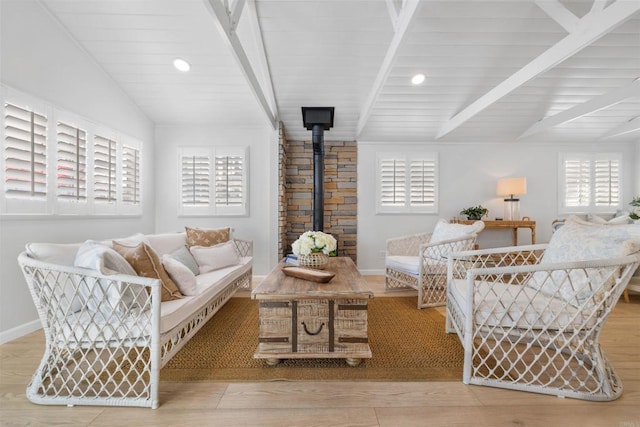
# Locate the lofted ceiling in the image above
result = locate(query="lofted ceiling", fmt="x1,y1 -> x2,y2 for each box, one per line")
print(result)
38,0 -> 640,143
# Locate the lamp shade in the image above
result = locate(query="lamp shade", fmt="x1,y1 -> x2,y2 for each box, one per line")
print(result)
497,177 -> 527,197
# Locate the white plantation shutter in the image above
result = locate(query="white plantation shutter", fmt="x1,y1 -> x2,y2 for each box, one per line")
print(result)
3,103 -> 47,197
215,154 -> 243,207
94,136 -> 117,203
377,153 -> 438,213
56,122 -> 86,201
594,159 -> 620,207
409,159 -> 436,207
379,159 -> 406,206
122,145 -> 140,204
181,154 -> 210,206
560,153 -> 622,213
563,158 -> 590,208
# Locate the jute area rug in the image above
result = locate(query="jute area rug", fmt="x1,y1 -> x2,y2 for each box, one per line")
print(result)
161,296 -> 464,382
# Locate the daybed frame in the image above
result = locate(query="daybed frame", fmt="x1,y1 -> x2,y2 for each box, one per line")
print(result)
18,239 -> 252,409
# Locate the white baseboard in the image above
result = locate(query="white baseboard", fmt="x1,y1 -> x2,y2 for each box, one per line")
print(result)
0,319 -> 41,345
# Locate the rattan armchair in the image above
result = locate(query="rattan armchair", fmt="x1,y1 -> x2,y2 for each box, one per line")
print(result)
385,220 -> 483,309
446,226 -> 640,400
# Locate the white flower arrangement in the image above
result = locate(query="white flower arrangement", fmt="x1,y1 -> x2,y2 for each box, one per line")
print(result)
630,197 -> 640,220
291,231 -> 337,256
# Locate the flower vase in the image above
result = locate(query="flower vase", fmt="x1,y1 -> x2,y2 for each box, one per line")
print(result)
298,252 -> 329,270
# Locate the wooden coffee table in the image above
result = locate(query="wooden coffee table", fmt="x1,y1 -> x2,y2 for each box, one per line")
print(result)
251,256 -> 373,366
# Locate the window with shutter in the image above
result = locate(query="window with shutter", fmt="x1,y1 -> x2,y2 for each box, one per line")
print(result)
56,122 -> 86,201
3,103 -> 47,198
559,153 -> 622,214
179,147 -> 248,216
377,153 -> 438,214
93,136 -> 117,203
122,145 -> 140,205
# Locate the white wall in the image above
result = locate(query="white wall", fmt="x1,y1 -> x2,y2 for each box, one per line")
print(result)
154,124 -> 277,276
0,0 -> 155,339
357,141 -> 638,273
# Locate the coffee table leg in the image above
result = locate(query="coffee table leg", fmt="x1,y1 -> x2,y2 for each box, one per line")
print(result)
266,358 -> 281,366
345,357 -> 362,367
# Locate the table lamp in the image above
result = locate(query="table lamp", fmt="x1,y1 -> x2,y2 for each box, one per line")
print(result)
497,177 -> 527,220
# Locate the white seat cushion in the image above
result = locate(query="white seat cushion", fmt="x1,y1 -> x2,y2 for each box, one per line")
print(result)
386,256 -> 420,276
158,257 -> 252,334
448,279 -> 594,331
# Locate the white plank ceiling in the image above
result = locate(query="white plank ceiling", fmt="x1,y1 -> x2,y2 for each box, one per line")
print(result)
37,0 -> 640,143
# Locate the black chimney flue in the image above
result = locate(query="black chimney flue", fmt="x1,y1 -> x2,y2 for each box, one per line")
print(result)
301,107 -> 334,232
312,124 -> 325,231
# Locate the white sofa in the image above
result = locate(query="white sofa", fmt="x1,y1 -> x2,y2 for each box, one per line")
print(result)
18,231 -> 252,409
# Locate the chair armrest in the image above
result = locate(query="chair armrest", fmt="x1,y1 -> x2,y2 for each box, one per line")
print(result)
447,244 -> 547,281
460,255 -> 639,309
386,232 -> 432,256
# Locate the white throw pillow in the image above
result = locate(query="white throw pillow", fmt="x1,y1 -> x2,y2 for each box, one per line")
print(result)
529,216 -> 640,305
430,219 -> 484,243
162,254 -> 198,296
74,240 -> 146,315
169,245 -> 200,276
588,214 -> 630,225
74,240 -> 137,276
190,241 -> 240,274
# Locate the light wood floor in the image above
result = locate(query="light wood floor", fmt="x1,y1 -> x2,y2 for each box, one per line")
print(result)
1,276 -> 639,427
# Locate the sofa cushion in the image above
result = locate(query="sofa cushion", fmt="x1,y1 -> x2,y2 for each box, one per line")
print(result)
185,226 -> 230,247
162,254 -> 198,296
113,241 -> 183,301
430,219 -> 484,244
449,279 -> 594,331
146,232 -> 187,256
190,241 -> 240,274
169,245 -> 199,275
386,256 -> 420,276
158,258 -> 251,334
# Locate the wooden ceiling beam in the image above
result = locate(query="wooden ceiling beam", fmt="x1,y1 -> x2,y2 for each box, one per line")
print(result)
356,0 -> 420,138
535,0 -> 579,32
518,78 -> 640,138
600,115 -> 640,139
204,0 -> 278,130
436,0 -> 640,140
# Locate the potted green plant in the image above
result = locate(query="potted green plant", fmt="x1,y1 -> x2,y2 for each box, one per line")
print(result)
460,205 -> 488,220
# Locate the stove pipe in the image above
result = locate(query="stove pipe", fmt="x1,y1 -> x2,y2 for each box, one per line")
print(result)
301,107 -> 334,232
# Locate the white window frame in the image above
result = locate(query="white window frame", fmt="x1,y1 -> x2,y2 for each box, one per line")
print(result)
1,85 -> 143,217
376,152 -> 439,214
558,152 -> 623,215
178,146 -> 249,217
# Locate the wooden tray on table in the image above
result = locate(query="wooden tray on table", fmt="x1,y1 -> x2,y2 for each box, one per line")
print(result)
281,266 -> 335,283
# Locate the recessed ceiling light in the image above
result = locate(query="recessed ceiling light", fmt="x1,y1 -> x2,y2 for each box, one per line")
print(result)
173,58 -> 191,72
411,73 -> 425,85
